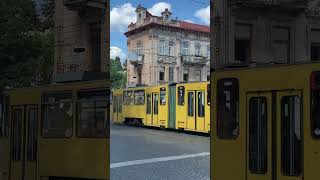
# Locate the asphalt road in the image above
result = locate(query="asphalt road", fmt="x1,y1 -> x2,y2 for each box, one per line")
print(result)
110,124 -> 210,180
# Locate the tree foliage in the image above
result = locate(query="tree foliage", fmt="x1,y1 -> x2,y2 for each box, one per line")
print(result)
0,0 -> 54,89
111,57 -> 126,89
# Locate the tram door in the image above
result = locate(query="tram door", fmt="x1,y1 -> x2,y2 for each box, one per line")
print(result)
10,105 -> 38,180
0,96 -> 9,179
152,93 -> 159,126
246,91 -> 302,180
187,91 -> 205,131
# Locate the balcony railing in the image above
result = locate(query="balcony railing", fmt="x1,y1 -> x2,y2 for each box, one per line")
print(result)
128,54 -> 144,67
64,0 -> 106,10
229,0 -> 308,10
181,54 -> 209,66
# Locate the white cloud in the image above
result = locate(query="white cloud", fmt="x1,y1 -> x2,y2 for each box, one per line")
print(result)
195,6 -> 210,25
110,46 -> 126,61
148,2 -> 171,16
110,3 -> 136,32
184,19 -> 194,23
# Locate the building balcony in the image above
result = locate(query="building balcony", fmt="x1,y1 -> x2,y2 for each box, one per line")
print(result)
64,0 -> 106,18
129,54 -> 144,67
181,54 -> 209,66
229,0 -> 308,11
157,55 -> 177,64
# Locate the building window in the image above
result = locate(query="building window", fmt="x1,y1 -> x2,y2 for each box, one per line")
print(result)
159,39 -> 166,55
182,41 -> 189,55
137,42 -> 143,55
235,24 -> 252,63
195,43 -> 201,56
311,30 -> 320,61
169,67 -> 174,81
195,70 -> 201,81
183,69 -> 189,82
207,70 -> 210,81
207,45 -> 210,58
159,67 -> 165,81
168,41 -> 174,56
273,27 -> 290,63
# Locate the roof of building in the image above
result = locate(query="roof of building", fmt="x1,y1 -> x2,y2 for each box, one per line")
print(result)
125,8 -> 210,36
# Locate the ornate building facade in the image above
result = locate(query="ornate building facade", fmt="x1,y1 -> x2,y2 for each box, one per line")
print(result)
212,0 -> 320,69
125,5 -> 210,86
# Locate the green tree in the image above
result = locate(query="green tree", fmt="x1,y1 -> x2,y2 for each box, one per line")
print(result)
0,0 -> 43,88
111,57 -> 126,89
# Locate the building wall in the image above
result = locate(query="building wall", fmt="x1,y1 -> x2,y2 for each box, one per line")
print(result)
212,0 -> 320,69
54,0 -> 108,75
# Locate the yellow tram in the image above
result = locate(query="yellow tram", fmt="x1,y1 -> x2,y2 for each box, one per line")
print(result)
211,62 -> 320,180
112,81 -> 210,133
0,80 -> 109,180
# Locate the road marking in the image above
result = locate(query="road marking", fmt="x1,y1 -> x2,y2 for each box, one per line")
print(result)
110,152 -> 210,169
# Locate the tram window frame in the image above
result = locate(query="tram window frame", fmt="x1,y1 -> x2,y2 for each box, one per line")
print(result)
311,71 -> 320,138
188,92 -> 194,117
123,91 -> 134,105
134,90 -> 145,105
0,95 -> 3,137
27,108 -> 38,161
146,94 -> 152,114
154,94 -> 159,114
178,86 -> 185,105
249,97 -> 268,174
160,87 -> 166,105
113,96 -> 117,113
198,92 -> 205,117
216,78 -> 239,139
76,89 -> 109,138
12,108 -> 22,161
41,92 -> 73,138
207,84 -> 211,106
281,96 -> 302,176
118,96 -> 122,113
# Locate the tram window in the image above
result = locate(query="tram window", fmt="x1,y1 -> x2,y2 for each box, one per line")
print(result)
118,96 -> 122,113
123,91 -> 134,105
154,94 -> 159,114
281,96 -> 302,176
27,108 -> 38,161
77,89 -> 108,138
12,109 -> 22,161
311,71 -> 320,138
0,95 -> 3,137
207,84 -> 211,105
188,92 -> 194,116
198,92 -> 205,117
42,92 -> 73,138
217,78 -> 239,139
147,94 -> 152,114
134,90 -> 145,105
113,97 -> 117,113
249,97 -> 267,174
160,87 -> 166,105
178,86 -> 185,105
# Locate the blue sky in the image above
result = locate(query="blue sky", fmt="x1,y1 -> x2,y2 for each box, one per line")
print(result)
110,0 -> 210,63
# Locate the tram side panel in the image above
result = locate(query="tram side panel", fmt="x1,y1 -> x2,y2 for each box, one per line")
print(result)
38,82 -> 109,180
